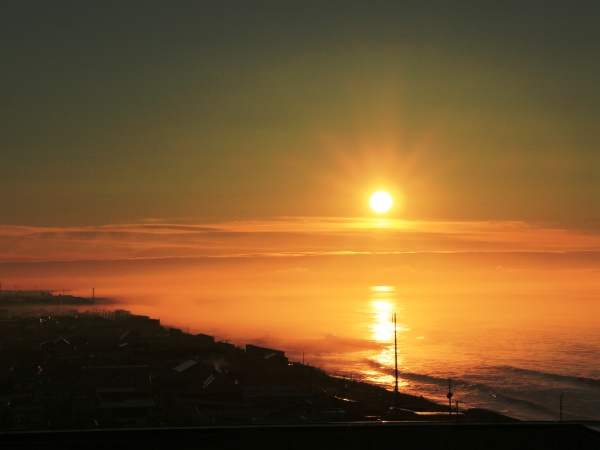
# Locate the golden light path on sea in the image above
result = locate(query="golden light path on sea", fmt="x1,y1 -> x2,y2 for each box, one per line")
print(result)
367,286 -> 410,388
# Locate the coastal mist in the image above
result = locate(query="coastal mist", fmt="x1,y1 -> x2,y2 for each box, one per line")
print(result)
2,252 -> 599,421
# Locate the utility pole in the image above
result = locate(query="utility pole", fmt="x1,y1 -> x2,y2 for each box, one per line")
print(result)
447,379 -> 453,418
393,313 -> 399,408
560,393 -> 563,422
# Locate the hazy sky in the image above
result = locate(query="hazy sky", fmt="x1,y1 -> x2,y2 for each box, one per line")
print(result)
1,2 -> 600,366
3,5 -> 600,409
2,1 -> 599,229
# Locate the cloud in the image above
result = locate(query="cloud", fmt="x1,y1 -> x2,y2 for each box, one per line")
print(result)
273,267 -> 309,274
0,217 -> 599,263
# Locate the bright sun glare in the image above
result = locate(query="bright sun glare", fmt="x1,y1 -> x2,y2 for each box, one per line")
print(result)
370,191 -> 393,213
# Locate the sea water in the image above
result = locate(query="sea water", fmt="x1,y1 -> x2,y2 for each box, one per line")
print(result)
5,251 -> 598,421
51,273 -> 599,422
280,286 -> 600,421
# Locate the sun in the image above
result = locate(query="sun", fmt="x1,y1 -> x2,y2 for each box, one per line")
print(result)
370,191 -> 393,213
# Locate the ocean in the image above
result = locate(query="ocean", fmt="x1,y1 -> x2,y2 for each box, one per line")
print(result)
273,286 -> 600,422
97,278 -> 599,422
4,254 -> 598,422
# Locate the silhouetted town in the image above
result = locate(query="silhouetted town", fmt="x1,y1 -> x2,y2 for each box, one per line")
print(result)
0,289 -> 524,430
2,290 -> 600,450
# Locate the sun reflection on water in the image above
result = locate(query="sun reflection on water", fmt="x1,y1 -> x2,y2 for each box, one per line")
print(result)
366,286 -> 410,388
369,286 -> 399,343
371,301 -> 394,341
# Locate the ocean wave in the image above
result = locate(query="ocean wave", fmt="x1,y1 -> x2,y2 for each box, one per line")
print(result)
491,365 -> 600,389
360,359 -> 600,420
490,388 -> 598,421
364,359 -> 481,390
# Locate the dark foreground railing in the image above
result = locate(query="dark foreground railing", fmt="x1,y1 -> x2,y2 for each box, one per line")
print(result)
2,422 -> 599,450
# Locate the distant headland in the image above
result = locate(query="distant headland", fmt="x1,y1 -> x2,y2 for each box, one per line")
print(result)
0,289 -> 95,307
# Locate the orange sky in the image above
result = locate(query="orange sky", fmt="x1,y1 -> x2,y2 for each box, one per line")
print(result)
1,3 -> 599,343
2,2 -> 599,227
1,217 -> 598,340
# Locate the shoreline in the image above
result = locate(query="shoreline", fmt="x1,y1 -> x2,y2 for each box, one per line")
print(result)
0,294 -> 517,423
